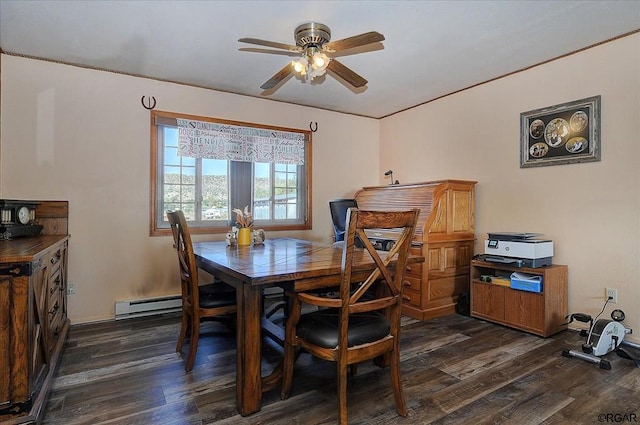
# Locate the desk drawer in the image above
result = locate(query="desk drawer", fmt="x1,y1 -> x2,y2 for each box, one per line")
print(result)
402,287 -> 422,308
402,276 -> 422,292
407,247 -> 423,276
405,261 -> 422,278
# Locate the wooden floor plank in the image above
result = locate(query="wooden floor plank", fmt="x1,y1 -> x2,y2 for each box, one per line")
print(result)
439,334 -> 553,380
35,313 -> 640,425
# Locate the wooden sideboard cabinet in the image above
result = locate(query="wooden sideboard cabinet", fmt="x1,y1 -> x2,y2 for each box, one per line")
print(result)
470,260 -> 568,337
0,201 -> 69,425
355,180 -> 476,320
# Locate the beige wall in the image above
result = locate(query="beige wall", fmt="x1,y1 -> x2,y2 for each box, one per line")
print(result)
380,33 -> 640,340
0,55 -> 380,322
1,33 -> 638,341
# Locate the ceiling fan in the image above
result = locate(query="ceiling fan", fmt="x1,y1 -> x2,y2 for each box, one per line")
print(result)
238,22 -> 385,90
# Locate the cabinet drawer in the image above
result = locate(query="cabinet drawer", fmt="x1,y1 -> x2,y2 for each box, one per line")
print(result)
48,270 -> 63,304
48,247 -> 64,275
48,307 -> 65,351
48,290 -> 64,349
48,289 -> 62,326
49,304 -> 64,333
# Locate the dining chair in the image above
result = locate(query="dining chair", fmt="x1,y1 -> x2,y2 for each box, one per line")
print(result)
280,208 -> 420,424
167,210 -> 237,372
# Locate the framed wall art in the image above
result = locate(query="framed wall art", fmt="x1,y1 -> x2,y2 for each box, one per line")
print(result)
520,95 -> 601,168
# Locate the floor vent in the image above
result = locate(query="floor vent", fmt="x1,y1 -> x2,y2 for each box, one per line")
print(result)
115,295 -> 182,320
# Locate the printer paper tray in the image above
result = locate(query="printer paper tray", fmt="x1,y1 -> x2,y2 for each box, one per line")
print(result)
483,255 -> 521,264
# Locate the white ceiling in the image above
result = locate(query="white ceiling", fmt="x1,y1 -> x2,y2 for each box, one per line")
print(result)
1,1 -> 639,119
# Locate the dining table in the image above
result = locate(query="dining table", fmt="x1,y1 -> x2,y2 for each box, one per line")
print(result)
192,237 -> 424,417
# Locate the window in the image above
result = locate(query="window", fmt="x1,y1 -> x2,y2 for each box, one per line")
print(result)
150,110 -> 312,236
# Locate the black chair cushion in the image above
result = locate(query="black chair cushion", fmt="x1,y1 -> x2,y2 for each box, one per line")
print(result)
198,283 -> 236,309
296,309 -> 390,349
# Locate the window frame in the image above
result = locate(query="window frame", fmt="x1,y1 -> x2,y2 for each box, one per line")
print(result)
150,110 -> 312,236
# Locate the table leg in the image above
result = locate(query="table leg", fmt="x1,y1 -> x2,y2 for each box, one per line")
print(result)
236,283 -> 263,416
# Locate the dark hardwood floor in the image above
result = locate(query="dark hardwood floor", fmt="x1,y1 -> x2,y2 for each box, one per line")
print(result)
40,312 -> 640,425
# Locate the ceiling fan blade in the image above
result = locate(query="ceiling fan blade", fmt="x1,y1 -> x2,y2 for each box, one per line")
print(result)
260,63 -> 294,90
238,37 -> 301,52
324,31 -> 385,52
239,47 -> 301,57
327,60 -> 367,88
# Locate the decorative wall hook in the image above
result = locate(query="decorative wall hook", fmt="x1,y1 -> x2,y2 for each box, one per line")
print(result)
141,96 -> 157,110
309,121 -> 318,132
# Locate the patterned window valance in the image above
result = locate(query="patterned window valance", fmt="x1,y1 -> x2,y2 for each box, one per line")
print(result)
177,118 -> 306,165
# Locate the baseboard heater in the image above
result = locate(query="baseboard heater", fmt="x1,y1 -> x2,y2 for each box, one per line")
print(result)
115,295 -> 182,320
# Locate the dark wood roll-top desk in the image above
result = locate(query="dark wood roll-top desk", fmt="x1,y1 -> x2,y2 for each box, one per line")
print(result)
0,201 -> 69,425
354,179 -> 476,320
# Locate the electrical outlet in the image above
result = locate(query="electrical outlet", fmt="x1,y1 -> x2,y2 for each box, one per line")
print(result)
67,282 -> 75,295
605,287 -> 617,304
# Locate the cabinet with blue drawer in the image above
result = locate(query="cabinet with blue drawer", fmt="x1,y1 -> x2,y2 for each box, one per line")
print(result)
470,260 -> 568,337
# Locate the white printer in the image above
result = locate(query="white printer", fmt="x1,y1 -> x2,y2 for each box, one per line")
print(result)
482,232 -> 553,268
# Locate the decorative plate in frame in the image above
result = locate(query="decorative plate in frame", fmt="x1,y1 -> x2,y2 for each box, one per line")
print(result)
520,95 -> 600,168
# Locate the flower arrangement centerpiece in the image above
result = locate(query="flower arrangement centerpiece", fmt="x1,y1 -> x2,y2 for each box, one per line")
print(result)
233,206 -> 253,246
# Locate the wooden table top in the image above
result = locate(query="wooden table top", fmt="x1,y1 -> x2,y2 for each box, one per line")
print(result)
0,235 -> 69,263
193,237 -> 424,287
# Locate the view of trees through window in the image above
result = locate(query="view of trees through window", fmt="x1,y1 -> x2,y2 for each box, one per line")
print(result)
163,168 -> 230,221
163,161 -> 295,222
150,111 -> 311,235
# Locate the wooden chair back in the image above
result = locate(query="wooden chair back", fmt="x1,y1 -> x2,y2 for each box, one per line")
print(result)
339,208 -> 419,317
281,208 -> 420,424
167,210 -> 199,312
167,210 -> 236,372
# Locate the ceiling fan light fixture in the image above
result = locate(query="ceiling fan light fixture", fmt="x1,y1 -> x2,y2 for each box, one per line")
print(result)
292,51 -> 329,80
311,51 -> 328,69
308,51 -> 329,79
308,65 -> 327,79
292,57 -> 308,75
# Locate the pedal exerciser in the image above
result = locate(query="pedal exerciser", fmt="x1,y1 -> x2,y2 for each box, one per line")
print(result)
562,300 -> 639,370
